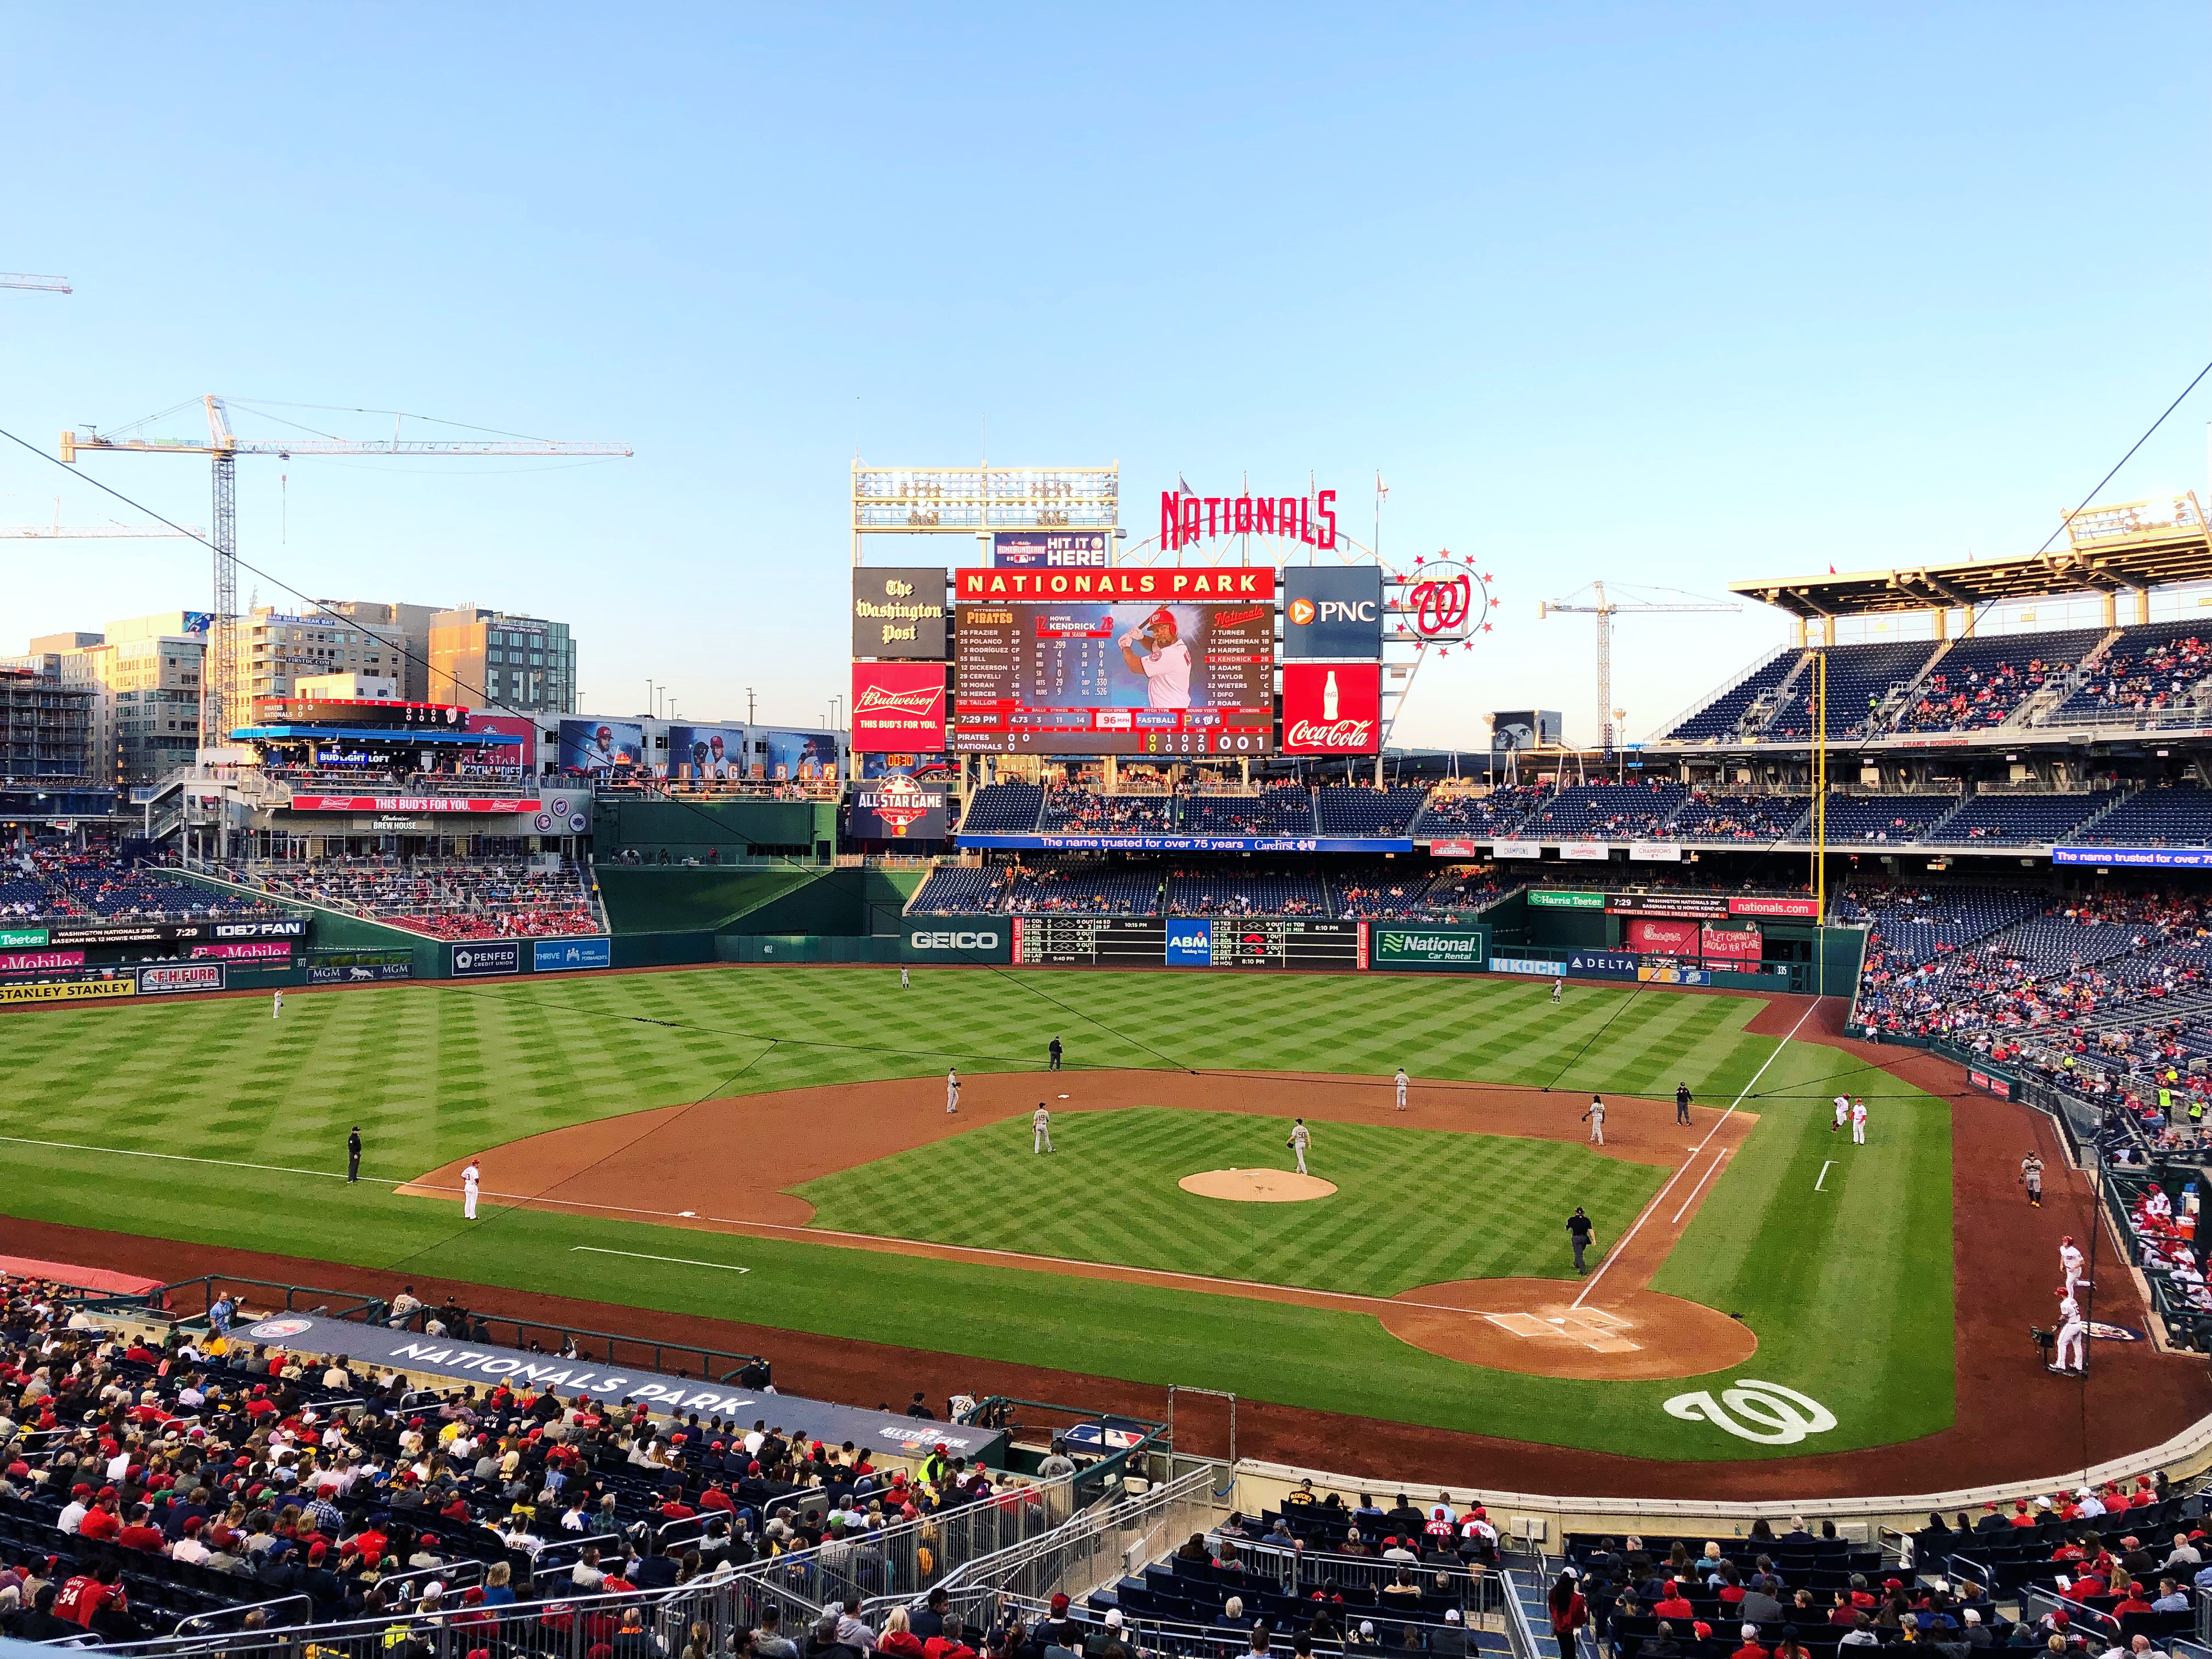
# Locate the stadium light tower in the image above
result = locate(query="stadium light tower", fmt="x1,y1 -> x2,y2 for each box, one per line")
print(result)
1538,582 -> 1739,752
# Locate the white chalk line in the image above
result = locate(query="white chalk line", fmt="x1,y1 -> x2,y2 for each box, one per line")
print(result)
1814,1159 -> 1834,1192
1570,995 -> 1822,1310
1669,1147 -> 1731,1224
571,1246 -> 749,1273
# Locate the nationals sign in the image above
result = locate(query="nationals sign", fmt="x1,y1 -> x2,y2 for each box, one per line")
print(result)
1395,557 -> 1491,643
851,662 -> 947,751
1280,662 -> 1381,754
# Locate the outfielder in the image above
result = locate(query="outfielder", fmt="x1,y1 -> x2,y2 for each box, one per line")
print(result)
2053,1287 -> 2086,1374
1582,1094 -> 1606,1146
1032,1103 -> 1053,1154
1832,1094 -> 1849,1133
1394,1068 -> 1409,1111
2060,1234 -> 2087,1294
1288,1118 -> 1311,1176
901,966 -> 910,990
1850,1097 -> 1868,1145
946,1068 -> 960,1115
1550,977 -> 1563,1005
462,1158 -> 482,1221
2021,1152 -> 2044,1207
273,989 -> 283,1020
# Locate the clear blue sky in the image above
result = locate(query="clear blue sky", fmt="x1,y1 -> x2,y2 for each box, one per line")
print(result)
4,4 -> 2207,746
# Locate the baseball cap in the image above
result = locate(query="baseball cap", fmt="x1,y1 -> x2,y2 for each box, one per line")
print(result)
1104,1610 -> 1123,1629
1050,1595 -> 1069,1615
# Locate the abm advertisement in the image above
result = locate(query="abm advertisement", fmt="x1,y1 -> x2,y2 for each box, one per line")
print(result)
666,724 -> 749,781
851,568 -> 948,659
558,719 -> 644,774
1283,566 -> 1383,660
852,663 -> 947,752
1280,662 -> 1381,754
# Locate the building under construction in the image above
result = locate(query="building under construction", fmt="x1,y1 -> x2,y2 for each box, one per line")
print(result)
0,658 -> 94,780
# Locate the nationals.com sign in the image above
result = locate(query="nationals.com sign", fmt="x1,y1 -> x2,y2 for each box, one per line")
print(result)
1279,662 -> 1381,754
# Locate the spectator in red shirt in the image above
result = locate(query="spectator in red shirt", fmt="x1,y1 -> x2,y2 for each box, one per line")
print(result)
78,1494 -> 122,1543
1656,1583 -> 1695,1621
53,1561 -> 124,1628
2010,1502 -> 2038,1529
116,1504 -> 168,1554
1732,1624 -> 1769,1659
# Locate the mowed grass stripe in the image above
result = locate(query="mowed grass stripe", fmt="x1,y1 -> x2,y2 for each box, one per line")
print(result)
793,1106 -> 1670,1297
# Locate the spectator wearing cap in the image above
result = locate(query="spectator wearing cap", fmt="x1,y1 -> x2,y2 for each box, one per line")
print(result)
1433,1609 -> 1470,1658
55,1484 -> 91,1534
1655,1584 -> 1695,1622
1734,1625 -> 1770,1659
78,1489 -> 122,1542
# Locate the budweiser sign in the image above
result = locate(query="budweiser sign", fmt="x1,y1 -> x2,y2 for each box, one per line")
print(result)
851,662 -> 947,751
1280,663 -> 1380,755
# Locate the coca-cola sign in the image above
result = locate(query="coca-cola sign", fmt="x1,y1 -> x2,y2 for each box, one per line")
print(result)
851,662 -> 947,751
1280,662 -> 1381,754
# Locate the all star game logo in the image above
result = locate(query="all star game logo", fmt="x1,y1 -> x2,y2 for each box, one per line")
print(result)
871,776 -> 930,836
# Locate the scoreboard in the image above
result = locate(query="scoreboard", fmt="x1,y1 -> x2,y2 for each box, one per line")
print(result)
1207,918 -> 1363,969
952,569 -> 1276,755
1011,916 -> 1362,968
1013,916 -> 1167,966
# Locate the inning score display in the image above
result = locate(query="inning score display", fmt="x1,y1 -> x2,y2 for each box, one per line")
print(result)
952,567 -> 1275,755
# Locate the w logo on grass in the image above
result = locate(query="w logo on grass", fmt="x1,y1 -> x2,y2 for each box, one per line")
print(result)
1663,1378 -> 1837,1444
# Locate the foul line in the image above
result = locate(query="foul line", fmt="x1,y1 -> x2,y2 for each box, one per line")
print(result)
1570,995 -> 1824,1310
571,1246 -> 749,1274
1669,1147 -> 1731,1224
1814,1159 -> 1834,1192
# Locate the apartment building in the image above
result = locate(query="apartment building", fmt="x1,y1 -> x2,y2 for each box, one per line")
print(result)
427,607 -> 575,714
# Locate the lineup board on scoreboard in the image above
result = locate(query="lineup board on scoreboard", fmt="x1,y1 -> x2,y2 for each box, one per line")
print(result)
1209,918 -> 1363,969
1013,916 -> 1166,966
952,568 -> 1276,756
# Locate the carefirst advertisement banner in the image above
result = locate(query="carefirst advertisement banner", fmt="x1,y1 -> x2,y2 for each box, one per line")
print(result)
1370,923 -> 1490,972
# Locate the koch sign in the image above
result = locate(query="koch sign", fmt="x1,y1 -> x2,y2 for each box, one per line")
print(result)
223,1313 -> 1009,1465
1282,566 -> 1384,660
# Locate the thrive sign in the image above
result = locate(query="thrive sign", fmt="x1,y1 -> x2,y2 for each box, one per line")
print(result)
1372,924 -> 1489,972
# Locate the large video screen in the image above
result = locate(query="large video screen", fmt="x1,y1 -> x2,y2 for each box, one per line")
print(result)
952,568 -> 1276,755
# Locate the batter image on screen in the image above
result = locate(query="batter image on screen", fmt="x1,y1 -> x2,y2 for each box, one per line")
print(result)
1120,607 -> 1192,709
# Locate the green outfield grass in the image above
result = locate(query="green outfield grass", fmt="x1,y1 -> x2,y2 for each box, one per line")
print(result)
796,1106 -> 1669,1295
0,967 -> 1956,1460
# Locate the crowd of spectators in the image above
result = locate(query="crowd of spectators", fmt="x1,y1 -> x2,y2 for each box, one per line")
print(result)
1039,791 -> 1175,834
2064,628 -> 2212,720
238,857 -> 602,941
0,843 -> 282,925
0,1273 -> 1029,1646
905,860 -> 1516,920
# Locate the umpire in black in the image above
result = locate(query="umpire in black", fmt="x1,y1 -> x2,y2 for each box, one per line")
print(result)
1675,1082 -> 1692,1125
347,1126 -> 362,1183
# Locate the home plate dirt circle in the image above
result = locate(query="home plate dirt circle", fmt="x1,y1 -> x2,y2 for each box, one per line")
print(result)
1378,1278 -> 1759,1380
1178,1168 -> 1339,1202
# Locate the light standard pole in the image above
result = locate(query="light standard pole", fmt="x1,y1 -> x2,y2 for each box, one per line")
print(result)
646,680 -> 656,718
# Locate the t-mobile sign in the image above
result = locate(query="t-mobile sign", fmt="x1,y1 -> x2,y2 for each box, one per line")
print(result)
1279,662 -> 1380,754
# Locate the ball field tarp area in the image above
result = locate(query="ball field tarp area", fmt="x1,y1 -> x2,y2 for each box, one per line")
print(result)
0,964 -> 2202,1498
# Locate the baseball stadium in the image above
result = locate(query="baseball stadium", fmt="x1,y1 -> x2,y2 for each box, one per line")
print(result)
4,470 -> 2212,1659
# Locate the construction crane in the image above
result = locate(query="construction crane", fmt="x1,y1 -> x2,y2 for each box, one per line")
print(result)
0,498 -> 195,538
0,274 -> 71,292
61,395 -> 631,748
1538,581 -> 1739,752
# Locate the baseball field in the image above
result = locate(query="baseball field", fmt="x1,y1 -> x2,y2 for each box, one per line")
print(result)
0,964 -> 2197,1491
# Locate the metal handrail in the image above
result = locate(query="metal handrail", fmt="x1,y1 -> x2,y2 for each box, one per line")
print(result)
167,1592 -> 313,1639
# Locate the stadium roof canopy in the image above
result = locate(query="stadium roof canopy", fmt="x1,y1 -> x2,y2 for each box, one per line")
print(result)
1733,493 -> 2212,620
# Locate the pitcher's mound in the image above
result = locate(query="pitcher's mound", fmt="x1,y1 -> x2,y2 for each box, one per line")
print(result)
1179,1168 -> 1338,1202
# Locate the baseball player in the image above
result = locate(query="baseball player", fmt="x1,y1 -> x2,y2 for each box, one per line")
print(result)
1032,1103 -> 1053,1155
462,1158 -> 482,1221
1832,1094 -> 1849,1133
1582,1094 -> 1606,1146
1118,608 -> 1193,709
1675,1082 -> 1692,1125
1850,1097 -> 1868,1145
2021,1152 -> 2045,1207
1551,976 -> 1563,1005
2060,1235 -> 2087,1294
272,989 -> 283,1020
2054,1287 -> 2086,1374
1288,1119 -> 1311,1176
901,966 -> 910,990
945,1069 -> 961,1114
1393,1068 -> 1409,1111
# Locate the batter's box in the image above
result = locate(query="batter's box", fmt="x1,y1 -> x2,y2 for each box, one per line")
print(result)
1482,1312 -> 1555,1338
1481,1307 -> 1643,1355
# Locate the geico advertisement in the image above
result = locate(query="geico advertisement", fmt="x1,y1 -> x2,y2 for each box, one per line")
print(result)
900,924 -> 1011,964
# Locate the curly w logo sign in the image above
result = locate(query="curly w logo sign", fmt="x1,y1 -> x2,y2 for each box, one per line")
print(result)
1663,1379 -> 1837,1445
